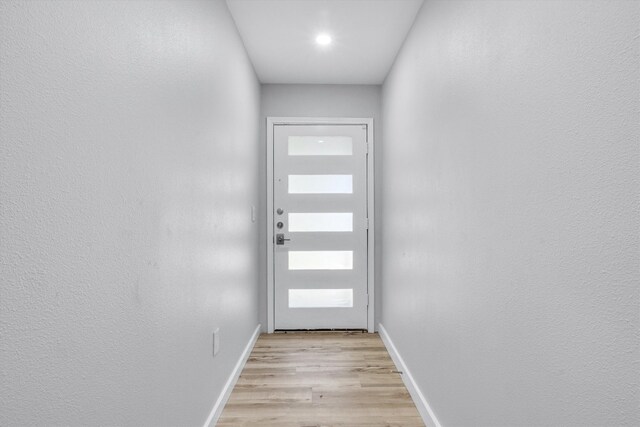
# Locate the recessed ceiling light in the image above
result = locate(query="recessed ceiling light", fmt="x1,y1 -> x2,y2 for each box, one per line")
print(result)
315,33 -> 332,46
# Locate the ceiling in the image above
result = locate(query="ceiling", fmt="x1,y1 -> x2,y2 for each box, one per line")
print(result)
226,0 -> 424,85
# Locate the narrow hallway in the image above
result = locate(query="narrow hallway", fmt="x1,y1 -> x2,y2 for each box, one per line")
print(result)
218,332 -> 423,426
1,0 -> 637,426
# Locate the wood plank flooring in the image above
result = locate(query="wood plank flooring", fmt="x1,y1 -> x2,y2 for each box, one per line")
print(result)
217,331 -> 425,427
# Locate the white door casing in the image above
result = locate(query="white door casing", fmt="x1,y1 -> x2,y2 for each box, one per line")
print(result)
266,118 -> 375,332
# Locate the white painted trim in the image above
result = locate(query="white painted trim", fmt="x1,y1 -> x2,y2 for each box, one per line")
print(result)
266,117 -> 375,333
266,117 -> 275,333
378,323 -> 442,427
203,324 -> 261,427
365,118 -> 375,333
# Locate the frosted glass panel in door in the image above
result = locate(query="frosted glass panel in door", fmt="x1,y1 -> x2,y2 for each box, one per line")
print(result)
288,213 -> 353,232
289,289 -> 353,308
288,251 -> 353,270
288,136 -> 353,156
288,175 -> 353,194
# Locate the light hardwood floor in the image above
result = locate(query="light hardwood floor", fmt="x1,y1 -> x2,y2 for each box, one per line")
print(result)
217,331 -> 425,427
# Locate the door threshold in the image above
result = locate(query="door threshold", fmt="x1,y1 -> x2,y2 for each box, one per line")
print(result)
274,329 -> 368,333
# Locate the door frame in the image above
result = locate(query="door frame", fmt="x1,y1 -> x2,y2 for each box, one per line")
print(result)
266,117 -> 375,333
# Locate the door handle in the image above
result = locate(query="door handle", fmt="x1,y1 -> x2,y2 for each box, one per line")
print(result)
276,233 -> 291,245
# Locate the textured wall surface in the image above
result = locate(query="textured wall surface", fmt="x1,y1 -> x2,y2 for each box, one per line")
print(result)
259,84 -> 382,330
0,1 -> 260,425
381,1 -> 639,425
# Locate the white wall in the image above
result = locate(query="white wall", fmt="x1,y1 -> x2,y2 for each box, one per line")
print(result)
381,1 -> 639,426
259,84 -> 382,330
0,1 -> 260,425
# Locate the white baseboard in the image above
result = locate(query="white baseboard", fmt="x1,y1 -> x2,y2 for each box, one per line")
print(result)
378,323 -> 442,427
203,324 -> 261,427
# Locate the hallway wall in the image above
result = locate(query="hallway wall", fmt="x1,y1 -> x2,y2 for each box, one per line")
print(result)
381,1 -> 639,426
0,1 -> 260,425
259,84 -> 383,330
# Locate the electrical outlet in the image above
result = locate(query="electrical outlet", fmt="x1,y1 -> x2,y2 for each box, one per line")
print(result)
213,328 -> 220,357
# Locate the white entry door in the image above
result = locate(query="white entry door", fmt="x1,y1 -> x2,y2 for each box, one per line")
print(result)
273,123 -> 369,330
